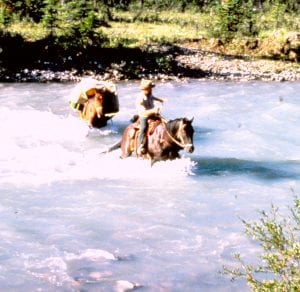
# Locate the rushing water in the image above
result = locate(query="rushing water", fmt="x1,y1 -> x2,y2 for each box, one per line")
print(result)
0,80 -> 299,291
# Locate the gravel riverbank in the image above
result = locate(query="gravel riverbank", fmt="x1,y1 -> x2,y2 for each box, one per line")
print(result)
177,48 -> 300,82
1,43 -> 299,83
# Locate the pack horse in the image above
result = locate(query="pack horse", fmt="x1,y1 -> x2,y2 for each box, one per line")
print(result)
69,78 -> 119,128
120,117 -> 195,165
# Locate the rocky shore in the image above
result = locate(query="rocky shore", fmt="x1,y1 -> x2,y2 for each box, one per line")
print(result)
1,41 -> 299,83
177,47 -> 300,82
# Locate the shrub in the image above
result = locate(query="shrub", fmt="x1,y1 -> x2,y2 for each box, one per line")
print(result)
212,0 -> 257,41
223,194 -> 300,291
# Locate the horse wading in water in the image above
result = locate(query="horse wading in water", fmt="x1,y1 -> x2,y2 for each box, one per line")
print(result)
69,78 -> 119,129
120,116 -> 194,165
80,91 -> 107,128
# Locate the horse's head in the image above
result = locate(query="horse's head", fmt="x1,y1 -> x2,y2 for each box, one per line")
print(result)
177,117 -> 195,153
93,92 -> 103,117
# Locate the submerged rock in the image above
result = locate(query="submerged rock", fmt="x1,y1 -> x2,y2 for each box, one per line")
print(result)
115,280 -> 141,292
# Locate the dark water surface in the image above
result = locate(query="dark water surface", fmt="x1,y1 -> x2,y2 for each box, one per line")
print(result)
0,80 -> 299,291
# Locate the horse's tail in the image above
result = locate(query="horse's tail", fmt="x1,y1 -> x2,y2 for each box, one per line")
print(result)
99,140 -> 121,154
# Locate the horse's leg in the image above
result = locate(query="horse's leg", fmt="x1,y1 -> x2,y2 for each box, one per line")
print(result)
120,127 -> 136,159
80,103 -> 87,120
151,149 -> 177,163
80,102 -> 94,127
149,148 -> 165,165
120,137 -> 131,159
89,106 -> 97,127
169,151 -> 180,160
150,156 -> 160,166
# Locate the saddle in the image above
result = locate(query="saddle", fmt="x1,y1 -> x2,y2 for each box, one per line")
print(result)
147,118 -> 161,136
132,115 -> 162,137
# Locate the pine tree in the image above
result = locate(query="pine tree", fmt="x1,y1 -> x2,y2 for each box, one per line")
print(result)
42,0 -> 58,36
57,0 -> 98,47
214,0 -> 256,41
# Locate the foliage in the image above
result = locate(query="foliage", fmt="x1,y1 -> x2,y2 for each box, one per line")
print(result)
55,0 -> 101,48
260,1 -> 289,30
212,0 -> 257,41
42,0 -> 58,36
0,0 -> 299,52
261,0 -> 299,13
223,194 -> 300,291
0,0 -> 45,22
0,5 -> 10,25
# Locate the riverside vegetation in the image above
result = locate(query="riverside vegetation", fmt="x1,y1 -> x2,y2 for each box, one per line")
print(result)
0,0 -> 299,81
223,193 -> 300,291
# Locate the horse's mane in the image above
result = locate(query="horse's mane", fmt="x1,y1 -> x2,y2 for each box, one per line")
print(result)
166,118 -> 183,133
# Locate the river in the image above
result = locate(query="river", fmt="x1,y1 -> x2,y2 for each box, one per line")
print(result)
0,80 -> 299,291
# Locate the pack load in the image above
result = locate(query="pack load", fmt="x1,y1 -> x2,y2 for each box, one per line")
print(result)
69,77 -> 119,118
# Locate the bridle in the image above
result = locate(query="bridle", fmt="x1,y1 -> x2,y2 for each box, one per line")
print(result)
163,119 -> 193,149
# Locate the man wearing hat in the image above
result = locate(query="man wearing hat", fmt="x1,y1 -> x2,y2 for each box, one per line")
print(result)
136,79 -> 166,155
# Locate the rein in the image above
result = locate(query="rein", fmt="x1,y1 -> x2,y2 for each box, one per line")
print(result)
162,119 -> 193,149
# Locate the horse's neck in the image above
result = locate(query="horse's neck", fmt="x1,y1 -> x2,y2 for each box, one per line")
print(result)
166,119 -> 180,137
165,120 -> 182,146
91,97 -> 102,105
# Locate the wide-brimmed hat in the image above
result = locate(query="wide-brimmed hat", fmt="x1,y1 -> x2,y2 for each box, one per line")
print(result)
140,79 -> 155,90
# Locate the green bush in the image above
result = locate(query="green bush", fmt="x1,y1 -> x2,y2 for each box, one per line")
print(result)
223,194 -> 300,291
212,0 -> 257,41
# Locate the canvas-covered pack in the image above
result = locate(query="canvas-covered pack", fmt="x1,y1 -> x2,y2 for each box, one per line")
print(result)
69,77 -> 119,117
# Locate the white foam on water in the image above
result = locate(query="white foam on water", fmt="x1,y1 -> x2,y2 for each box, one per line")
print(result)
22,248 -> 118,289
64,249 -> 116,261
25,256 -> 79,289
0,104 -> 196,187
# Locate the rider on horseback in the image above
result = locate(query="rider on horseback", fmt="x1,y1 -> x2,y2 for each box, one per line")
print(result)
136,79 -> 166,155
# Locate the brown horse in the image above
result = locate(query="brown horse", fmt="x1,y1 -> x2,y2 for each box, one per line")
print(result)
120,117 -> 195,165
80,93 -> 106,128
80,89 -> 119,129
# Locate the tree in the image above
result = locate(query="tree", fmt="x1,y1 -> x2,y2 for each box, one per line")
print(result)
212,0 -> 257,41
42,0 -> 58,36
56,0 -> 99,48
0,0 -> 45,22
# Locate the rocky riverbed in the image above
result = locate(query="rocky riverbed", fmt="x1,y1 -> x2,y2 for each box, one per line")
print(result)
176,48 -> 300,82
1,41 -> 299,83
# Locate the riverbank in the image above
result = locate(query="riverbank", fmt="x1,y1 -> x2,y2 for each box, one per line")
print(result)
177,42 -> 300,82
1,41 -> 299,83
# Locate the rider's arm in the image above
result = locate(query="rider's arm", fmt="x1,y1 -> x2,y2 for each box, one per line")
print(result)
136,96 -> 159,117
137,105 -> 158,117
153,96 -> 167,103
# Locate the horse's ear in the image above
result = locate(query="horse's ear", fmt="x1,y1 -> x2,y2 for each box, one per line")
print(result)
189,117 -> 194,123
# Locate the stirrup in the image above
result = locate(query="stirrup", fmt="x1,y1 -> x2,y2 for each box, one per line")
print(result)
137,145 -> 146,155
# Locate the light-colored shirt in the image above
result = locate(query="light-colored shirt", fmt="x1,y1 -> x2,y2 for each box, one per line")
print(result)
136,94 -> 161,117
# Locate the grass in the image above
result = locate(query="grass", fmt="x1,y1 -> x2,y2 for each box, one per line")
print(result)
111,9 -> 209,26
2,9 -> 299,62
102,9 -> 300,60
100,9 -> 211,48
101,20 -> 205,48
3,10 -> 209,47
4,21 -> 47,41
